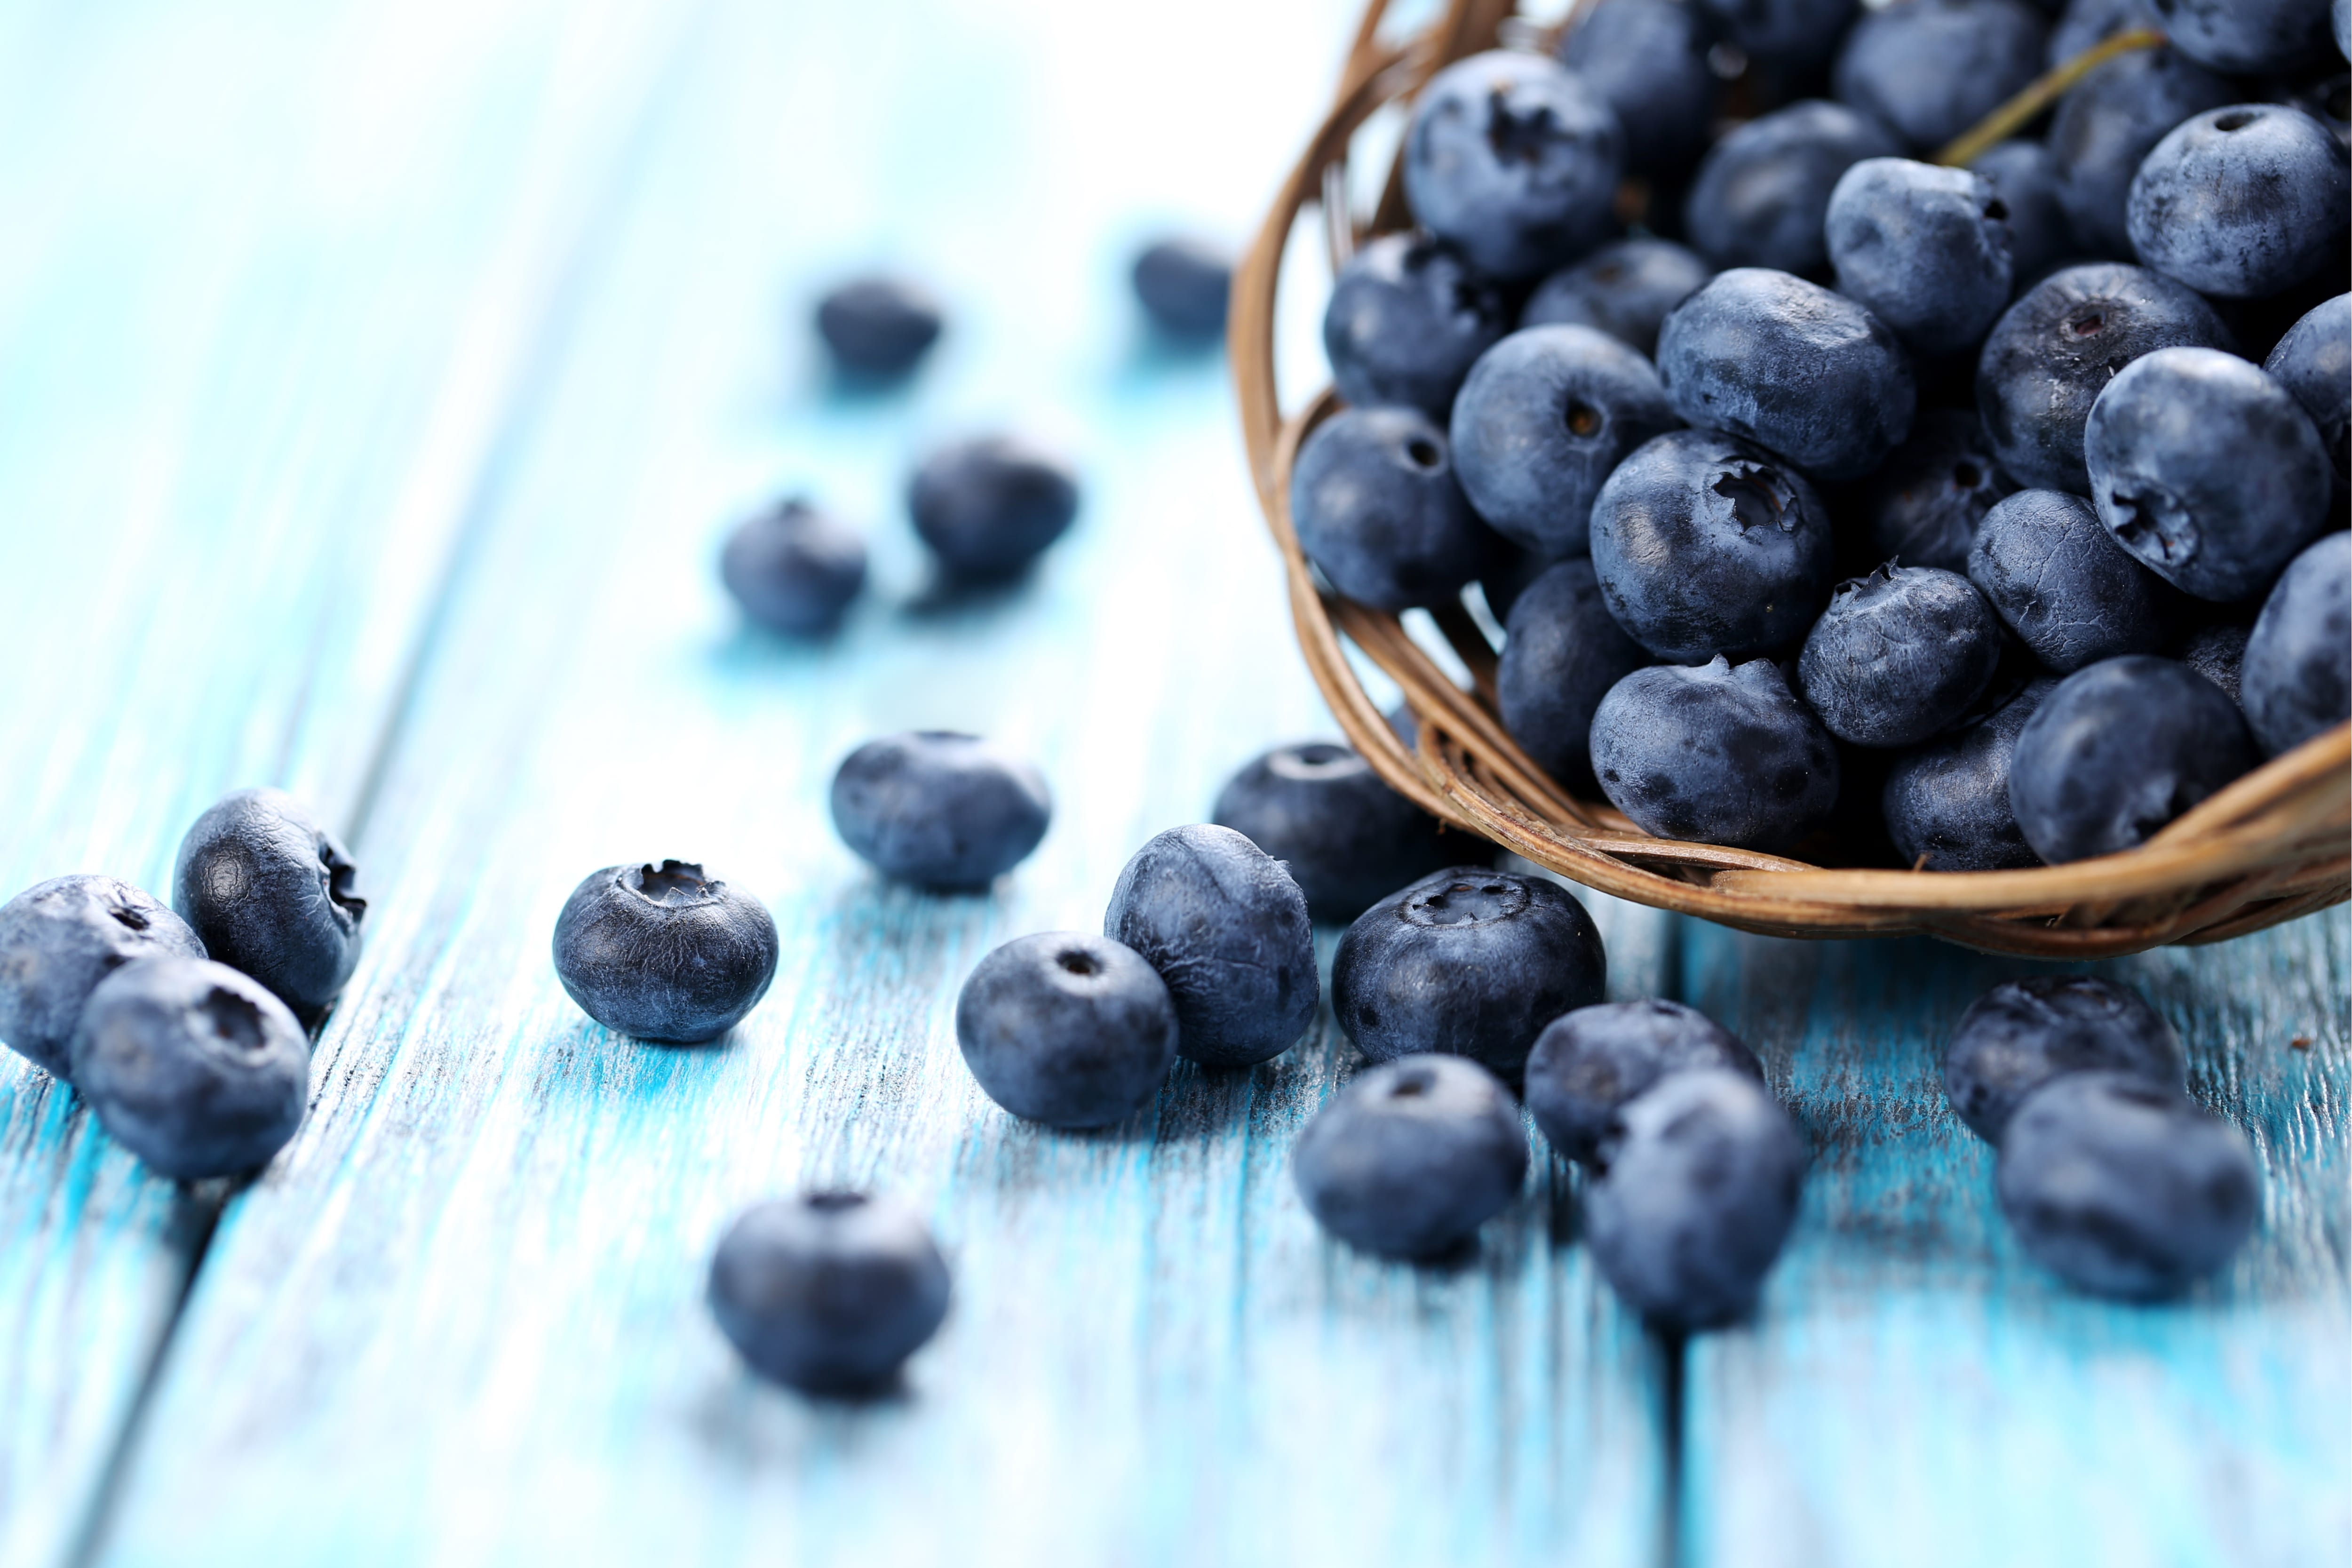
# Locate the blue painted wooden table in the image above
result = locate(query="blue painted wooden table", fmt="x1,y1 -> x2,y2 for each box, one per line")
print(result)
0,3 -> 2344,1564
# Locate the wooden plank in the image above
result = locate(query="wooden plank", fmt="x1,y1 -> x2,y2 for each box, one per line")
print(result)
1676,915 -> 2351,1568
0,4 -> 687,1562
87,2 -> 1673,1562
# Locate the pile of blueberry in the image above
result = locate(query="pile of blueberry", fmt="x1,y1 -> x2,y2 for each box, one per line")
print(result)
1296,0 -> 2351,866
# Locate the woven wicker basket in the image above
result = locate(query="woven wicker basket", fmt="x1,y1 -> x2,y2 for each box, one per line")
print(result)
1230,0 -> 2351,957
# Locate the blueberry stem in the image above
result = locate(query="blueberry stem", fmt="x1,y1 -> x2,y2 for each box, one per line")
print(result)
1936,28 -> 2166,170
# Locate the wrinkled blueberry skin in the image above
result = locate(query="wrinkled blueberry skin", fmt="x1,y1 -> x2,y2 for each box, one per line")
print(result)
1799,565 -> 2004,747
1852,408 -> 2015,573
1449,326 -> 1681,557
1590,657 -> 1841,850
1658,268 -> 1916,482
1524,999 -> 1763,1166
814,277 -> 943,381
1520,239 -> 1713,358
1291,407 -> 1501,611
1883,676 -> 2056,871
1968,489 -> 2177,671
1827,159 -> 2014,358
955,931 -> 1177,1128
2264,294 -> 2351,485
1104,825 -> 1317,1069
1589,430 -> 1835,662
707,1193 -> 950,1393
1975,263 -> 2233,495
71,956 -> 308,1179
1584,1069 -> 1805,1329
1499,558 -> 1653,794
719,498 -> 867,637
2174,620 -> 2250,704
1942,973 -> 2185,1143
1130,237 -> 1232,338
2145,0 -> 2334,73
2128,105 -> 2352,300
1558,0 -> 1720,176
1403,51 -> 1624,281
1212,743 -> 1457,924
0,876 -> 204,1080
1997,1071 -> 2259,1297
1698,0 -> 1858,65
1834,0 -> 2048,154
1293,1054 -> 1529,1258
2241,531 -> 2352,756
174,788 -> 365,1018
2086,347 -> 2334,603
907,437 -> 1080,579
1333,868 -> 1607,1081
553,861 -> 780,1043
2048,48 -> 2234,259
2009,655 -> 2257,862
1969,140 -> 2078,290
1323,234 -> 1511,419
830,732 -> 1051,889
1683,102 -> 1904,276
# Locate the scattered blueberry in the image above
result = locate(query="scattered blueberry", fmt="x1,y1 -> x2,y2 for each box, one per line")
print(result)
1682,101 -> 1903,276
1826,158 -> 2014,358
1968,140 -> 2079,290
2174,620 -> 2251,704
1498,557 -> 1653,793
719,497 -> 867,637
71,956 -> 308,1178
1293,1053 -> 1528,1258
2241,530 -> 2352,756
1130,236 -> 1232,339
707,1192 -> 950,1393
2008,654 -> 2257,862
1290,406 -> 1500,611
815,276 -> 944,381
829,732 -> 1051,889
0,875 -> 204,1081
552,860 -> 779,1043
1212,743 -> 1457,924
1997,1070 -> 2259,1297
907,436 -> 1081,579
954,931 -> 1177,1127
1942,973 -> 2185,1143
2145,0 -> 2334,74
1883,675 -> 2057,871
1590,656 -> 1841,851
1403,50 -> 1624,280
1833,0 -> 2048,154
1850,408 -> 2015,573
1323,233 -> 1511,418
1558,0 -> 1720,176
1798,565 -> 2005,748
1968,488 -> 2177,671
1524,999 -> 1764,1165
2048,48 -> 2234,259
2263,293 -> 2351,486
1333,867 -> 1607,1081
2128,105 -> 2351,301
1698,0 -> 1859,66
174,788 -> 365,1018
1519,238 -> 1713,358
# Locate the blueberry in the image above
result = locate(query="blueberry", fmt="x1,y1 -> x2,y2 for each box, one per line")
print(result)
1498,558 -> 1653,793
829,732 -> 1051,889
1131,237 -> 1232,339
1104,825 -> 1317,1069
1558,0 -> 1720,176
707,1192 -> 950,1393
1524,999 -> 1764,1165
1290,406 -> 1501,611
1291,1053 -> 1528,1259
1448,326 -> 1681,558
1697,0 -> 1860,65
2143,0 -> 2334,74
0,876 -> 204,1081
70,956 -> 307,1179
1583,1068 -> 1806,1328
2086,347 -> 2334,602
1323,233 -> 1511,418
1519,239 -> 1713,358
1997,1071 -> 2259,1297
1589,656 -> 1841,850
1799,565 -> 2005,747
954,931 -> 1177,1127
1827,159 -> 2014,358
906,437 -> 1080,579
1590,430 -> 1835,661
1942,973 -> 2185,1142
1968,140 -> 2080,290
1682,101 -> 1904,276
719,497 -> 867,637
1967,488 -> 2177,670
2128,105 -> 2352,300
814,276 -> 943,381
2008,655 -> 2257,861
1975,262 -> 2233,495
2241,530 -> 2352,756
2173,619 -> 2251,703
2263,293 -> 2351,484
1333,868 -> 1607,1081
2341,0 -> 2351,58
1850,408 -> 2015,573
173,788 -> 365,1017
552,860 -> 779,1043
1211,743 -> 1456,923
1833,0 -> 2049,154
2048,48 -> 2234,259
1658,268 -> 1915,482
1403,51 -> 1624,280
2047,0 -> 2156,69
1478,539 -> 1570,623
1883,675 -> 2057,870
